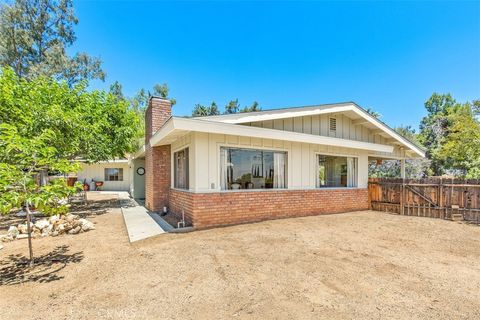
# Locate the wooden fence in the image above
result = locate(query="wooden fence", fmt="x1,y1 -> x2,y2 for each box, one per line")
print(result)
368,178 -> 480,223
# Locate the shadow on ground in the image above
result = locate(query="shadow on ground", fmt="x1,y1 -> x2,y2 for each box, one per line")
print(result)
70,194 -> 137,218
0,245 -> 84,285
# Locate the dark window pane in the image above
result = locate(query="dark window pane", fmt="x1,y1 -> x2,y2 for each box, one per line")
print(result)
104,168 -> 123,181
174,148 -> 189,189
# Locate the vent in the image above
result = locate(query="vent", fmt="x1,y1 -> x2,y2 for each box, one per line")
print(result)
329,117 -> 337,131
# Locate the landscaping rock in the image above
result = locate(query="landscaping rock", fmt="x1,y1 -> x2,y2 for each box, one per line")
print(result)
6,214 -> 95,241
49,215 -> 60,224
42,224 -> 53,236
17,223 -> 28,234
57,224 -> 66,234
79,219 -> 95,231
0,244 -> 3,250
68,226 -> 82,235
34,219 -> 50,230
7,226 -> 19,238
65,214 -> 79,223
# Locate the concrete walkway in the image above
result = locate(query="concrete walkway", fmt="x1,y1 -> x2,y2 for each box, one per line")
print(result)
122,203 -> 167,243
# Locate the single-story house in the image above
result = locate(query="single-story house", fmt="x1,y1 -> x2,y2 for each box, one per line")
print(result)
77,159 -> 132,192
129,97 -> 424,229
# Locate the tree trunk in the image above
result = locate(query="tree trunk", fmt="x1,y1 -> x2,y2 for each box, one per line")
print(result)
25,202 -> 34,267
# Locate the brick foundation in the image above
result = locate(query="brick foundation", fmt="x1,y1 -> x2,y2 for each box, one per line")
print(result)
169,188 -> 369,229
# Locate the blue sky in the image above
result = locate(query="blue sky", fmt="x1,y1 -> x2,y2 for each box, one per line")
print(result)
72,1 -> 480,129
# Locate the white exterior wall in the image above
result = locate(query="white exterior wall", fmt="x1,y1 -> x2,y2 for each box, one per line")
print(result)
247,115 -> 408,159
175,132 -> 370,193
77,162 -> 131,191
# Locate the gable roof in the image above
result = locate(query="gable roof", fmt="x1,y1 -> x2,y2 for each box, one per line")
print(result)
150,116 -> 394,154
195,102 -> 425,157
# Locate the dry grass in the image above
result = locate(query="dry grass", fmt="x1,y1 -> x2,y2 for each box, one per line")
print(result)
1,207 -> 480,320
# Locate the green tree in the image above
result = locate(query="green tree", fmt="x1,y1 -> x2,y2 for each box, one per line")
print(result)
418,93 -> 457,175
225,98 -> 240,114
365,107 -> 381,118
109,81 -> 124,101
0,124 -> 80,265
437,102 -> 480,178
0,67 -> 140,162
192,101 -> 220,117
152,83 -> 176,106
369,125 -> 430,178
241,101 -> 261,113
0,0 -> 105,85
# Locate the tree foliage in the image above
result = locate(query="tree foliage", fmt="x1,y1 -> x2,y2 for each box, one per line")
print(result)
0,0 -> 105,85
369,125 -> 431,178
193,98 -> 261,117
365,107 -> 381,119
436,102 -> 480,178
0,67 -> 140,162
419,93 -> 480,178
0,123 -> 81,265
192,102 -> 220,117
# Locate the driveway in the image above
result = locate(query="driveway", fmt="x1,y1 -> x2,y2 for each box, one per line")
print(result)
1,209 -> 480,319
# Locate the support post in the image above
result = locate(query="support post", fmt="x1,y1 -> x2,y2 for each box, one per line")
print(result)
400,158 -> 406,179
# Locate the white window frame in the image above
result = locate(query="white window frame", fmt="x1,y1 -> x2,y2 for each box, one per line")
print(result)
104,168 -> 124,181
314,152 -> 359,188
172,147 -> 190,190
217,144 -> 289,191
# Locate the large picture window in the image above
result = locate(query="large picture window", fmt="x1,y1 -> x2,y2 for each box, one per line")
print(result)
174,148 -> 189,189
220,147 -> 287,190
105,168 -> 123,181
316,155 -> 357,188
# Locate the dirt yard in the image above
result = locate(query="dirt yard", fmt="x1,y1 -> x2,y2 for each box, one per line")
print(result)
1,202 -> 480,319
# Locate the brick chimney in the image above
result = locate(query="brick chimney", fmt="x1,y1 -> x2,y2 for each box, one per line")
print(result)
145,97 -> 172,212
145,97 -> 172,144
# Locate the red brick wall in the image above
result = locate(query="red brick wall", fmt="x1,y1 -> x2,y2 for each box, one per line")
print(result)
145,97 -> 172,143
145,145 -> 171,212
145,97 -> 172,212
169,188 -> 194,225
169,188 -> 369,229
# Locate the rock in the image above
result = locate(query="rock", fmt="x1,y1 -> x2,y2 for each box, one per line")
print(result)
7,226 -> 19,238
68,226 -> 81,235
65,214 -> 79,223
79,219 -> 95,231
0,244 -> 3,250
51,231 -> 59,237
17,223 -> 28,234
56,224 -> 66,234
34,219 -> 50,230
42,224 -> 53,236
49,215 -> 60,224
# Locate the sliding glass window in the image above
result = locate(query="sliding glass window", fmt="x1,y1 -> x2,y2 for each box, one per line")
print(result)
316,155 -> 357,188
220,147 -> 287,190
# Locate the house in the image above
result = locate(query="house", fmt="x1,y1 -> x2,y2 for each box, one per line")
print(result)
76,159 -> 132,192
129,97 -> 425,229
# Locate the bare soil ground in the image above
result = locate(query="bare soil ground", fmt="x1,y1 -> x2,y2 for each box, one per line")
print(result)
1,200 -> 480,319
